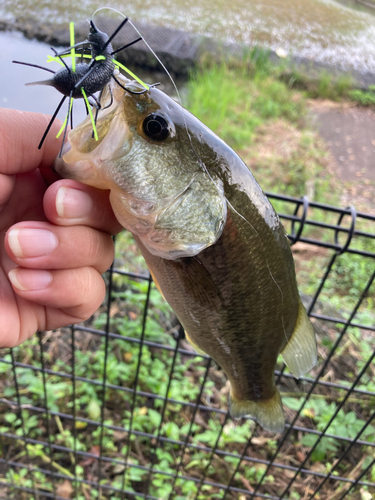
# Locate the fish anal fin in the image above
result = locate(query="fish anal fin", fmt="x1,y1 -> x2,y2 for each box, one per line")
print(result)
230,388 -> 285,433
281,300 -> 317,378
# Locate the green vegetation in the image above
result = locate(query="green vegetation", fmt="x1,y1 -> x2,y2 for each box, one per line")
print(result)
348,85 -> 375,106
278,65 -> 375,106
282,68 -> 354,101
283,396 -> 375,463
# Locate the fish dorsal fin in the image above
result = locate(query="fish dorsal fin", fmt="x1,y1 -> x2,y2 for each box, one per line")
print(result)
281,300 -> 317,379
230,388 -> 285,433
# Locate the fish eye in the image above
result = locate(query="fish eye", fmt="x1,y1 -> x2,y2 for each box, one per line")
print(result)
142,114 -> 170,141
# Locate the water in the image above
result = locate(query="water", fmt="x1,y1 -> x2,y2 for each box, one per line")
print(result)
2,0 -> 375,73
0,31 -> 88,120
333,0 -> 375,14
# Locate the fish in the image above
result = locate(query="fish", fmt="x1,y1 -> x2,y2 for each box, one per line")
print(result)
55,74 -> 317,432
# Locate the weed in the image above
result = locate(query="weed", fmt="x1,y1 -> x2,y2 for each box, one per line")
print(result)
284,396 -> 375,462
348,86 -> 375,106
282,67 -> 353,101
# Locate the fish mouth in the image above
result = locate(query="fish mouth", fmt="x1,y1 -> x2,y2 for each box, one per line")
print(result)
62,100 -> 131,163
61,140 -> 71,156
54,155 -> 95,183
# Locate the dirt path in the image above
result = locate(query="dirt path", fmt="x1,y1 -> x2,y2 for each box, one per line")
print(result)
309,100 -> 375,214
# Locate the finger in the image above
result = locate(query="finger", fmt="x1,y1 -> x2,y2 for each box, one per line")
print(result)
0,173 -> 16,213
5,221 -> 114,274
0,109 -> 63,175
44,179 -> 123,234
8,266 -> 106,329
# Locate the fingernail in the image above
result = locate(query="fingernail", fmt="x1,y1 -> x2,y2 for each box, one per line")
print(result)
56,186 -> 93,218
8,228 -> 58,258
8,268 -> 52,291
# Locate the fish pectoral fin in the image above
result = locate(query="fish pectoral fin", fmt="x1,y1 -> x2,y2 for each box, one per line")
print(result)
149,269 -> 166,300
281,300 -> 317,379
229,389 -> 285,433
185,330 -> 207,356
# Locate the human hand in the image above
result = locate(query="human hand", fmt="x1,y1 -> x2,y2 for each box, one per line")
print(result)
1,109 -> 123,348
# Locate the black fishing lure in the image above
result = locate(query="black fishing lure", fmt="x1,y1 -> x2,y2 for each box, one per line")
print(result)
13,17 -> 148,155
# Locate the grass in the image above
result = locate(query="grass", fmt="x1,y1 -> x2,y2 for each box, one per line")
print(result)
281,68 -> 354,102
348,85 -> 375,106
262,55 -> 375,107
187,53 -> 306,151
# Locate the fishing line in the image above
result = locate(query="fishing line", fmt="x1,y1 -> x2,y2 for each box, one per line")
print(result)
227,197 -> 287,341
92,7 -> 183,104
267,262 -> 288,345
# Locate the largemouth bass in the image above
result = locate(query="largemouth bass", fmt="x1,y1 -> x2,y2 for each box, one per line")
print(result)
55,74 -> 317,432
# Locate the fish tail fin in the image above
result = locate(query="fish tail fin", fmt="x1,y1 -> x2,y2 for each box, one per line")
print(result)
229,388 -> 285,433
281,300 -> 317,378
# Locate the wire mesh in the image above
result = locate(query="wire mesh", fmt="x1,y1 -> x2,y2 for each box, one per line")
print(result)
0,193 -> 374,500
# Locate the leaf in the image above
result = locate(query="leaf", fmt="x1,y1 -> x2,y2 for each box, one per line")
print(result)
79,446 -> 100,467
362,456 -> 373,470
302,409 -> 315,419
138,406 -> 148,416
310,448 -> 326,463
283,398 -> 303,411
334,425 -> 348,437
123,352 -> 133,363
88,399 -> 101,420
302,434 -> 318,447
4,413 -> 17,424
360,489 -> 372,500
56,480 -> 74,499
344,411 -> 356,424
163,422 -> 180,440
75,421 -> 88,430
112,464 -> 126,475
148,409 -> 162,428
252,436 -> 271,446
194,431 -> 217,444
